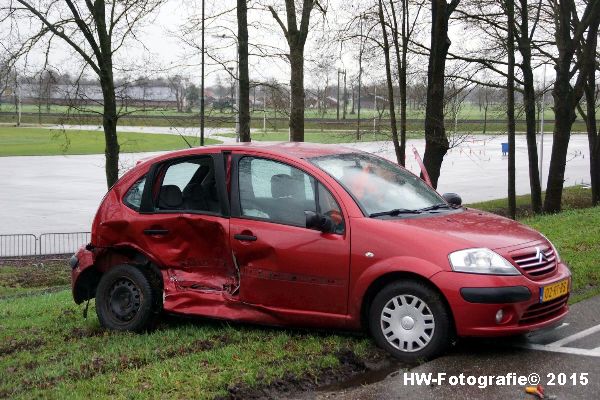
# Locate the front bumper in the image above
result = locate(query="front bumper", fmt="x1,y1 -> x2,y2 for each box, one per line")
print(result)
431,262 -> 571,337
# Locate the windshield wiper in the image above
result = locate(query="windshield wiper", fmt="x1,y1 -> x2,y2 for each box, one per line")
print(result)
416,203 -> 453,212
369,208 -> 422,218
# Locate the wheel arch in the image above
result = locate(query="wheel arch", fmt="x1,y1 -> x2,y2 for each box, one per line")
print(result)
359,271 -> 456,334
74,244 -> 163,303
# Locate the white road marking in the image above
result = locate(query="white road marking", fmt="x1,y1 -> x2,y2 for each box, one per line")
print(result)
546,324 -> 600,347
522,344 -> 600,357
518,323 -> 600,358
554,322 -> 570,330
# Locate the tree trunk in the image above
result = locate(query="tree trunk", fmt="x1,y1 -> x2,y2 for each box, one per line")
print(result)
289,47 -> 305,142
399,34 -> 408,167
379,0 -> 402,165
544,61 -> 578,212
506,0 -> 516,220
422,0 -> 457,188
238,0 -> 251,142
582,35 -> 599,205
389,0 -> 407,166
585,87 -> 600,206
544,56 -> 577,213
517,0 -> 542,213
483,104 -> 488,134
100,73 -> 120,188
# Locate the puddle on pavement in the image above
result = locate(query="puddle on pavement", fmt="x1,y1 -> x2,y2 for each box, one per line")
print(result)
318,360 -> 406,392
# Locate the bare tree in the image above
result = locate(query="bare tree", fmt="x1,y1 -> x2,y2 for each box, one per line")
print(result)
506,0 -> 516,219
542,0 -> 600,212
388,0 -> 424,166
4,0 -> 163,187
422,0 -> 460,188
515,0 -> 542,213
167,75 -> 188,113
448,0 -> 543,212
238,0 -> 251,142
378,0 -> 403,165
577,26 -> 599,205
268,0 -> 325,141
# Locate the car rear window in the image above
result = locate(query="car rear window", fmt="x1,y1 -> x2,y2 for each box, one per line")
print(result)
123,176 -> 146,211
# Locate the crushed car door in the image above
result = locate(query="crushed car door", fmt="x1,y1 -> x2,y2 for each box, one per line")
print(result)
136,153 -> 236,292
229,154 -> 350,315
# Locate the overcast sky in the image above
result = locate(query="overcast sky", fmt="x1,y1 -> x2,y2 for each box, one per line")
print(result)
2,0 -> 553,89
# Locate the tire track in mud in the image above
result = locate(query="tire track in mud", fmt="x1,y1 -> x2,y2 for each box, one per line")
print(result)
1,333 -> 238,398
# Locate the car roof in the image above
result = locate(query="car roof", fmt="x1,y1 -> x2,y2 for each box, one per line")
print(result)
140,141 -> 358,166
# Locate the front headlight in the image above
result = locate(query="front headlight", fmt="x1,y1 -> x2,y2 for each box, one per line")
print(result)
448,248 -> 520,275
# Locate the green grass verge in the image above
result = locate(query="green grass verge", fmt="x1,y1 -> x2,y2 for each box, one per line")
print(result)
522,208 -> 600,303
467,186 -> 593,218
0,273 -> 375,399
0,127 -> 219,157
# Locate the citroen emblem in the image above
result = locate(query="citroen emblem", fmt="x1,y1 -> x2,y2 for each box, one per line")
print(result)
535,246 -> 547,263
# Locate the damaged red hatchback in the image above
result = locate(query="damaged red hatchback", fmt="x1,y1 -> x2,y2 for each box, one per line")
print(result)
71,142 -> 571,360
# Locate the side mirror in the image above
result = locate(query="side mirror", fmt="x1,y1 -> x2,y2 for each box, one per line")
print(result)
442,192 -> 462,206
305,211 -> 335,233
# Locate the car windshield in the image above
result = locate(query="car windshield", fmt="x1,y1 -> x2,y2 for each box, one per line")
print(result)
310,152 -> 447,217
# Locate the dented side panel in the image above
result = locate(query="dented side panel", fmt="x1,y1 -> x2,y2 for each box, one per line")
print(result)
231,218 -> 350,315
130,213 -> 235,291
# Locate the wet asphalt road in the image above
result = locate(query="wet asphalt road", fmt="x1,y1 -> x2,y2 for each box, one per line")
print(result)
0,130 -> 591,235
301,295 -> 600,400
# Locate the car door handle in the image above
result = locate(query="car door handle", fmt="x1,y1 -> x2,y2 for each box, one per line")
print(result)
143,229 -> 169,236
234,234 -> 257,242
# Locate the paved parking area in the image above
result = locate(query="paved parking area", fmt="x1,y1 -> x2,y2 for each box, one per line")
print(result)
306,295 -> 600,400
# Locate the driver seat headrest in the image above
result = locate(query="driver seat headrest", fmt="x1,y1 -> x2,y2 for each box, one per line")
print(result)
159,185 -> 183,209
271,174 -> 303,199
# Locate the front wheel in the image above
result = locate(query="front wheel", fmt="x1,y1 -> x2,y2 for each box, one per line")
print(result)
95,264 -> 161,332
369,280 -> 452,361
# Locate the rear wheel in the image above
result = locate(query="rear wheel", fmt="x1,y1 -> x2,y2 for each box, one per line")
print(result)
96,264 -> 161,332
369,280 -> 452,361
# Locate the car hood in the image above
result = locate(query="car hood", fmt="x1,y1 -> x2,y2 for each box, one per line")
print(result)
388,208 -> 543,250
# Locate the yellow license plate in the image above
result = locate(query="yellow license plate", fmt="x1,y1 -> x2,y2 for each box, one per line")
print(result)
540,279 -> 569,303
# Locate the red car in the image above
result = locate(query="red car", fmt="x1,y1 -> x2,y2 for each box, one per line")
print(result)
70,143 -> 570,360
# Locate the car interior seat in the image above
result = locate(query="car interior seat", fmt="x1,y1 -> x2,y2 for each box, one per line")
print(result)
270,174 -> 306,225
158,185 -> 184,210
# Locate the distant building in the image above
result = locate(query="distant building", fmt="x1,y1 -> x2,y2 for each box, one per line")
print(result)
5,81 -> 216,109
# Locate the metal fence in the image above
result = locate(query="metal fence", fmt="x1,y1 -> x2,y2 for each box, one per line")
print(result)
0,232 -> 90,257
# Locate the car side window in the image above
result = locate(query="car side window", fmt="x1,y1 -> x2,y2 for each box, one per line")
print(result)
317,184 -> 345,234
123,176 -> 146,211
238,157 -> 316,226
155,157 -> 221,214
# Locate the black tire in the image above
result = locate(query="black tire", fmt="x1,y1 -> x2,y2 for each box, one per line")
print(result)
96,264 -> 161,332
369,280 -> 452,362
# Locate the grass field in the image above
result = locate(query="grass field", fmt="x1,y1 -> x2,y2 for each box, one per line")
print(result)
0,113 -> 590,133
0,127 -> 219,157
1,199 -> 599,398
0,102 -> 564,121
220,129 -> 423,143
